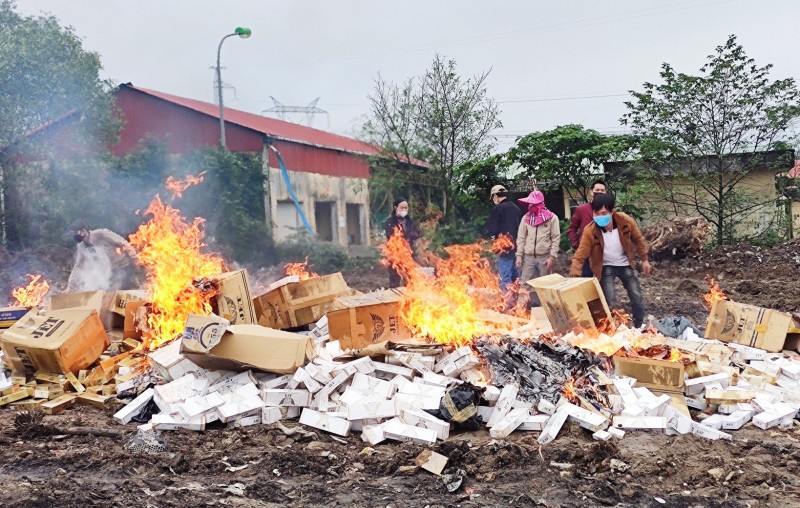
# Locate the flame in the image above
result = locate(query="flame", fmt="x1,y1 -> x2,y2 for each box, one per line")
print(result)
668,347 -> 683,362
381,228 -> 519,346
10,274 -> 50,307
285,258 -> 318,280
562,377 -> 578,402
128,195 -> 225,350
503,279 -> 531,320
490,234 -> 514,255
165,171 -> 207,199
703,276 -> 726,310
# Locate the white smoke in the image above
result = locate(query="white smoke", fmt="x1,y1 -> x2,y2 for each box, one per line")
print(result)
66,243 -> 113,292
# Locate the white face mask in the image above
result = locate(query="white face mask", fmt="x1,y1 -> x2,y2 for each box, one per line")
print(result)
396,210 -> 408,218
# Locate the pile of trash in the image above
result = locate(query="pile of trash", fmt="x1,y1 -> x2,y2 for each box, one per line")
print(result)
1,267 -> 799,449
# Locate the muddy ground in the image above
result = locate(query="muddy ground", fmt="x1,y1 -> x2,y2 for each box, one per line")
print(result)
2,240 -> 800,507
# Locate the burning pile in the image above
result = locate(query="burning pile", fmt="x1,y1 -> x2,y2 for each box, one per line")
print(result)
9,274 -> 50,307
285,258 -> 318,280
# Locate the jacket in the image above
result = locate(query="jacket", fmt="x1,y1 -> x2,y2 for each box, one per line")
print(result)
567,202 -> 594,250
515,215 -> 560,262
384,215 -> 420,248
569,212 -> 649,280
485,199 -> 523,255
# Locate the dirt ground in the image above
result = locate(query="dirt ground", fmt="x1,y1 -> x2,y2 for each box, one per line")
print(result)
2,241 -> 800,507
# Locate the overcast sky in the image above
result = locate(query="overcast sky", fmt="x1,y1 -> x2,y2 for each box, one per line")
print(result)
16,0 -> 800,151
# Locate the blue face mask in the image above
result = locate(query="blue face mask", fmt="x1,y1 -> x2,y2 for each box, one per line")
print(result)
593,215 -> 612,228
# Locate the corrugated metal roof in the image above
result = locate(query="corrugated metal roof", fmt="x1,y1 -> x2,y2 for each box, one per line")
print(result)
121,83 -> 406,160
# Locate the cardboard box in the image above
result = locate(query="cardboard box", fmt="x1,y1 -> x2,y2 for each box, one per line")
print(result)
383,417 -> 437,445
181,314 -> 230,353
208,270 -> 257,325
327,289 -> 413,349
613,356 -> 685,391
109,290 -> 148,316
0,309 -> 109,375
49,291 -> 118,330
253,273 -> 350,330
527,274 -> 611,334
300,408 -> 351,436
705,299 -> 793,352
181,324 -> 310,375
0,306 -> 31,329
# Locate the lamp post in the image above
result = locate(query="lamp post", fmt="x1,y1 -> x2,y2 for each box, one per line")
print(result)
216,26 -> 251,150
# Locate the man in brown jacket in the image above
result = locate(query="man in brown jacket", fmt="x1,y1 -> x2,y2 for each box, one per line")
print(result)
569,193 -> 652,327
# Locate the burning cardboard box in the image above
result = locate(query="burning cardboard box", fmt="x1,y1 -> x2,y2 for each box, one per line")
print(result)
0,308 -> 109,375
705,299 -> 794,353
527,274 -> 611,334
613,356 -> 686,392
207,270 -> 257,325
253,273 -> 350,330
109,290 -> 148,317
327,289 -> 413,349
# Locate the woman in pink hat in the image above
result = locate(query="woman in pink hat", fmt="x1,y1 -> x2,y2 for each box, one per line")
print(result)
515,190 -> 560,302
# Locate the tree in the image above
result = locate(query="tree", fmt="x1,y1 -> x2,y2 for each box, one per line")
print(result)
0,1 -> 118,249
365,54 -> 501,223
506,124 -> 639,202
621,35 -> 800,245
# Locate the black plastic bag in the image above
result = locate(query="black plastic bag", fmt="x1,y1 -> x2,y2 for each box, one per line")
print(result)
428,383 -> 483,431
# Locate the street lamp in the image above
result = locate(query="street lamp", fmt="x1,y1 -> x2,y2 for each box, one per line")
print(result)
216,27 -> 252,149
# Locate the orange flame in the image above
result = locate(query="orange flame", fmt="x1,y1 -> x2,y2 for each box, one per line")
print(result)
562,377 -> 578,402
490,234 -> 514,255
503,279 -> 531,320
165,171 -> 207,199
128,195 -> 225,350
285,258 -> 318,280
703,276 -> 726,310
10,274 -> 50,307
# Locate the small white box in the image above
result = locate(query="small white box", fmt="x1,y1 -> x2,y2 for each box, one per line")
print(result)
393,393 -> 443,412
231,414 -> 262,427
517,414 -> 549,431
361,424 -> 386,445
347,400 -> 397,421
372,362 -> 414,380
400,408 -> 450,440
218,395 -> 263,423
209,371 -> 258,394
700,414 -> 725,430
383,417 -> 438,445
305,363 -> 333,385
563,403 -> 608,432
685,373 -> 730,396
489,408 -> 529,438
318,371 -> 351,397
397,382 -> 446,399
684,396 -> 708,410
488,384 -> 519,427
612,416 -> 666,430
300,408 -> 351,437
177,391 -> 226,419
262,406 -> 301,424
537,408 -> 569,445
664,407 -> 692,435
476,405 -> 494,423
351,373 -> 392,400
592,430 -> 612,441
781,363 -> 800,381
260,374 -> 292,389
422,371 -> 459,387
607,426 -> 625,439
334,357 -> 376,377
690,421 -> 732,440
537,398 -> 556,415
113,388 -> 154,424
483,386 -> 501,404
262,389 -> 311,407
753,406 -> 796,430
721,410 -> 753,430
151,413 -> 205,432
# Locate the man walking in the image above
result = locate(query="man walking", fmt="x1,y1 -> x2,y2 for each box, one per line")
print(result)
567,179 -> 606,277
485,184 -> 523,292
569,193 -> 652,328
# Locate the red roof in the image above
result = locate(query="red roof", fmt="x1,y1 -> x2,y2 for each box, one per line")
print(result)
790,160 -> 800,178
123,84 -> 389,159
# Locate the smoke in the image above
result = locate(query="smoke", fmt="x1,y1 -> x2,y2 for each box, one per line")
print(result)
65,242 -> 113,292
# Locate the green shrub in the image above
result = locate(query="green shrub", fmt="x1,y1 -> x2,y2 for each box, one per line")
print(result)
276,232 -> 348,274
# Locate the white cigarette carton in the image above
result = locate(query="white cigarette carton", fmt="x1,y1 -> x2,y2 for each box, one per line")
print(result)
151,413 -> 206,432
489,408 -> 529,439
537,408 -> 569,445
518,414 -> 550,431
721,410 -> 753,430
305,363 -> 333,385
383,417 -> 438,445
339,387 -> 386,407
177,391 -> 226,419
262,406 -> 301,424
113,388 -> 154,424
487,384 -> 519,427
664,407 -> 692,435
334,357 -> 376,377
612,377 -> 639,406
347,400 -> 397,421
400,408 -> 450,440
351,373 -> 392,400
393,393 -> 443,412
685,373 -> 730,396
607,427 -> 625,439
476,406 -> 494,423
612,416 -> 667,430
753,405 -> 797,430
372,362 -> 414,380
218,395 -> 263,423
483,386 -> 501,404
361,424 -> 387,445
300,408 -> 351,436
641,394 -> 672,417
592,430 -> 612,441
684,396 -> 708,411
262,389 -> 312,407
700,414 -> 725,431
563,403 -> 608,432
537,398 -> 556,415
690,421 -> 732,440
260,374 -> 292,389
422,371 -> 459,388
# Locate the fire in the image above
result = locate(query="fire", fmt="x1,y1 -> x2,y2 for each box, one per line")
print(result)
490,234 -> 514,255
382,228 -> 508,346
165,171 -> 207,199
128,195 -> 225,350
562,377 -> 578,402
668,347 -> 683,362
285,258 -> 318,280
703,276 -> 727,310
503,279 -> 531,320
10,274 -> 50,307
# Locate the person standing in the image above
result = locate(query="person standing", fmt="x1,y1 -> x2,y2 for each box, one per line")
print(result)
569,192 -> 652,328
67,222 -> 136,292
384,198 -> 420,288
515,191 -> 560,300
485,184 -> 523,292
567,179 -> 606,277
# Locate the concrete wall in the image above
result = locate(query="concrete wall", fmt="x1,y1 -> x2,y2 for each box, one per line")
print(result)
263,163 -> 370,249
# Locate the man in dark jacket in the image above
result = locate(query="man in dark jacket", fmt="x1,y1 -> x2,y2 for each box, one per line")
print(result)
485,184 -> 523,292
567,179 -> 606,277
